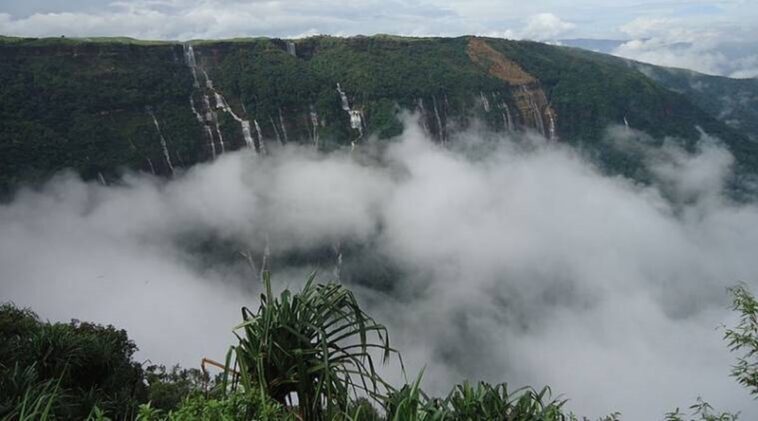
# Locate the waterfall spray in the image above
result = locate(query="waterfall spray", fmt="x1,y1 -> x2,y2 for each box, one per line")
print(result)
336,83 -> 365,146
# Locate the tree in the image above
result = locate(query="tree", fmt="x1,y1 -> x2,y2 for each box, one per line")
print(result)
725,284 -> 758,397
0,303 -> 147,420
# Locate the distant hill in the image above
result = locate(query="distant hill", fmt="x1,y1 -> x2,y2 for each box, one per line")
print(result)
557,38 -> 626,53
1,35 -> 756,193
631,62 -> 758,142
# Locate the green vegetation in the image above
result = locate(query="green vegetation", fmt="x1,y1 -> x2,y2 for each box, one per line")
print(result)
142,365 -> 211,413
230,272 -> 396,419
630,62 -> 758,144
2,276 -> 757,419
664,398 -> 739,421
556,47 -> 758,181
724,285 -> 758,396
0,39 -> 205,193
0,36 -> 174,46
0,303 -> 146,419
1,35 -> 753,195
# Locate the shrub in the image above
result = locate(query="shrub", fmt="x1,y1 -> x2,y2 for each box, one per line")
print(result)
0,303 -> 147,419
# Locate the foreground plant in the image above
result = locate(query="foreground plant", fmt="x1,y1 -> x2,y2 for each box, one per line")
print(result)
384,371 -> 570,421
10,277 -> 758,420
0,303 -> 146,420
664,397 -> 739,421
227,271 -> 399,420
724,284 -> 758,397
134,390 -> 288,421
2,377 -> 61,421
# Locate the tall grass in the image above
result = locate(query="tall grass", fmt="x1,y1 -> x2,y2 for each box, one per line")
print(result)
385,371 -> 570,421
2,378 -> 61,421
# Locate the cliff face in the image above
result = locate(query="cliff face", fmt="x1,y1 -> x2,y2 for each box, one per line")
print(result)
0,40 -> 200,185
0,35 -> 754,192
467,38 -> 556,140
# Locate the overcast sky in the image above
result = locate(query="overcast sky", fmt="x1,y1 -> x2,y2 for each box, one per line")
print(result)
0,0 -> 755,40
1,0 -> 758,77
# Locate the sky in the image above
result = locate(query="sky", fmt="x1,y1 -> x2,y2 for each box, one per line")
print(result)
1,0 -> 758,77
3,118 -> 758,419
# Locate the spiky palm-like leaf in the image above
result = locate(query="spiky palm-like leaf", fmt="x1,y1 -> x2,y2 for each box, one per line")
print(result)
230,271 -> 399,420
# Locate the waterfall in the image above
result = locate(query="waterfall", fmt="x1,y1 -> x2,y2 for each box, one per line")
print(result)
336,83 -> 364,144
336,83 -> 351,111
148,109 -> 175,175
286,41 -> 297,57
480,91 -> 491,112
97,172 -> 107,186
502,102 -> 514,132
309,108 -> 320,148
184,44 -> 229,157
546,107 -> 557,140
238,120 -> 253,146
202,94 -> 213,121
416,98 -> 430,134
240,121 -> 255,149
254,120 -> 266,154
268,115 -> 284,145
278,108 -> 289,144
189,96 -> 204,123
269,116 -> 282,145
214,116 -> 226,153
204,75 -> 257,151
201,68 -> 214,90
201,93 -> 226,153
146,158 -> 156,175
183,44 -> 200,88
493,93 -> 514,132
190,96 -> 216,158
349,110 -> 363,132
214,92 -> 226,110
624,116 -> 630,129
205,127 -> 216,158
432,95 -> 445,143
520,86 -> 546,137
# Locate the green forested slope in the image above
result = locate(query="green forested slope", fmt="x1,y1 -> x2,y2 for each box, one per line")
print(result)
0,35 -> 755,193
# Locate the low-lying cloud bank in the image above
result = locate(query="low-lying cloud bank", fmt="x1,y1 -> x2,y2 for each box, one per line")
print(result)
610,17 -> 758,78
2,120 -> 757,419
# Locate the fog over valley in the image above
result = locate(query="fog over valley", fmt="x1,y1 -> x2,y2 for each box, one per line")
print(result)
3,117 -> 757,419
2,0 -> 758,418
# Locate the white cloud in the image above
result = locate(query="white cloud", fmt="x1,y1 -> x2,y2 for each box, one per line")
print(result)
0,0 -> 461,39
521,12 -> 576,40
614,38 -> 730,75
611,16 -> 758,77
481,12 -> 576,41
2,118 -> 758,419
728,55 -> 758,78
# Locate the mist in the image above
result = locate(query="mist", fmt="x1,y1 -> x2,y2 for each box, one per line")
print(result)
2,118 -> 757,419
